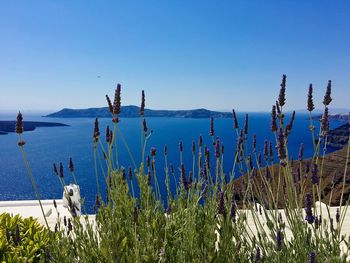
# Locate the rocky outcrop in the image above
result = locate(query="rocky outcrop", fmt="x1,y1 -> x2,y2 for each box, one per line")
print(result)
233,127 -> 349,207
327,123 -> 349,149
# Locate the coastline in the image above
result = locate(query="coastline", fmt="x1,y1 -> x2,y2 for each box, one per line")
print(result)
0,120 -> 69,135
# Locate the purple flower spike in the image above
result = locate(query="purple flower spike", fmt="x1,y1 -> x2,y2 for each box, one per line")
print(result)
217,191 -> 226,218
323,80 -> 332,106
263,140 -> 268,160
311,163 -> 319,185
308,251 -> 316,263
147,171 -> 151,186
286,111 -> 295,134
106,126 -> 111,143
276,229 -> 282,251
277,128 -> 286,162
244,114 -> 249,135
230,195 -> 237,223
15,112 -> 24,134
232,109 -> 239,129
113,84 -> 121,115
298,143 -> 304,161
93,118 -> 100,141
210,117 -> 214,136
121,168 -> 126,181
69,158 -> 74,173
151,147 -> 156,157
140,90 -> 145,116
164,145 -> 168,156
53,163 -> 58,175
321,107 -> 329,135
258,153 -> 262,166
271,105 -> 277,132
128,166 -> 133,180
336,208 -> 340,223
146,155 -> 150,168
59,162 -> 64,178
198,135 -> 203,147
215,139 -> 220,158
307,84 -> 315,112
305,193 -> 315,224
205,147 -> 210,169
188,171 -> 193,187
253,134 -> 257,153
181,164 -> 188,191
255,247 -> 261,262
143,119 -> 148,133
106,95 -> 113,113
306,161 -> 310,174
278,74 -> 287,107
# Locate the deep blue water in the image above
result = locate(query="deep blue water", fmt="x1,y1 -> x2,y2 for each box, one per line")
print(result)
0,113 -> 345,213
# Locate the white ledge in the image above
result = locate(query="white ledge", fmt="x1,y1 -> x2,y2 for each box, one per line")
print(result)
0,199 -> 63,207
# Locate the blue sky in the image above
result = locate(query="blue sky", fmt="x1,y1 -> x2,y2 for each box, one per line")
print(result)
0,1 -> 349,112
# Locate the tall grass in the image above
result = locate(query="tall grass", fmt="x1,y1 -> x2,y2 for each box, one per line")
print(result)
17,76 -> 350,262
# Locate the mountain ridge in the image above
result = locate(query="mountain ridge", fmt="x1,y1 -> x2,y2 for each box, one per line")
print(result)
45,105 -> 232,118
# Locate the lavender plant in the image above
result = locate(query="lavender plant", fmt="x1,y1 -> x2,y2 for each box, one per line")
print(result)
14,77 -> 350,262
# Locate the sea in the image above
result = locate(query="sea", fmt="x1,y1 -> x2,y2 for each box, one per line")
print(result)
0,113 -> 345,213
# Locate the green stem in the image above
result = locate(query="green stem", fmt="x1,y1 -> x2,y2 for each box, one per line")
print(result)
117,128 -> 137,169
19,143 -> 49,229
130,179 -> 135,199
115,126 -> 119,169
309,111 -> 316,151
339,135 -> 350,212
93,144 -> 101,196
97,150 -> 108,185
192,154 -> 195,183
141,133 -> 150,172
152,157 -> 161,201
164,154 -> 172,200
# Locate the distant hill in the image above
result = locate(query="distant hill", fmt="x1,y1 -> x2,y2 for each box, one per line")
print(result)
234,144 -> 350,207
327,123 -> 350,149
296,108 -> 350,115
312,114 -> 349,121
0,121 -> 68,135
328,114 -> 349,121
233,122 -> 350,207
45,106 -> 232,118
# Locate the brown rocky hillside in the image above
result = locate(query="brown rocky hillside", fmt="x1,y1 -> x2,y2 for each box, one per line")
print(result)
233,145 -> 350,207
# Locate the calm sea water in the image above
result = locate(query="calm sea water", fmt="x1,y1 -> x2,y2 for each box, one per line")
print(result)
0,113 -> 345,213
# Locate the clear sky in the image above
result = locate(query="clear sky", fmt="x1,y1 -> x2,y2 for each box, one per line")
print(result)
0,1 -> 349,112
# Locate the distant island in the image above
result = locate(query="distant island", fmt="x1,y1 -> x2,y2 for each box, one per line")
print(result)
328,114 -> 349,121
0,121 -> 69,135
312,113 -> 349,121
45,106 -> 232,118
